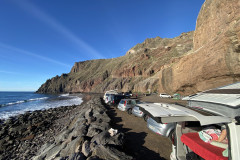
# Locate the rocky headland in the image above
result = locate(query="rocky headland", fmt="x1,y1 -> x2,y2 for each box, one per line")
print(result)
0,96 -> 132,160
37,0 -> 240,96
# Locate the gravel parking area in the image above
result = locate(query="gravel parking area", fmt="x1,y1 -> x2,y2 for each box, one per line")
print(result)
106,94 -> 187,160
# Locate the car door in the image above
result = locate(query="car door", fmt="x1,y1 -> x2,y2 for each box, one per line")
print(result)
126,100 -> 131,109
138,103 -> 231,126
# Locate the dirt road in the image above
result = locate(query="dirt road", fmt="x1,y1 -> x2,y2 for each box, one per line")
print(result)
106,94 -> 186,160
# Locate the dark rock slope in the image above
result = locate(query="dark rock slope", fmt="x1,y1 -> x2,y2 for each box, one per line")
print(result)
33,98 -> 131,160
0,104 -> 77,159
37,0 -> 240,95
0,97 -> 131,160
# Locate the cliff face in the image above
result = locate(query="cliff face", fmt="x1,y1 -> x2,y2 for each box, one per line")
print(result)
158,0 -> 240,95
37,32 -> 193,94
37,0 -> 240,95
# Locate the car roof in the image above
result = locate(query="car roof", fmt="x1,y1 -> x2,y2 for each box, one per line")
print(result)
183,82 -> 240,107
105,90 -> 118,94
187,93 -> 240,107
138,102 -> 231,126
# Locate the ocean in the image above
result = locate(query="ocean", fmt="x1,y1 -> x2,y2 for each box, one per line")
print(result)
0,92 -> 83,120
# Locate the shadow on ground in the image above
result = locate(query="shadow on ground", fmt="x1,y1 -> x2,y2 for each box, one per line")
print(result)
103,100 -> 167,160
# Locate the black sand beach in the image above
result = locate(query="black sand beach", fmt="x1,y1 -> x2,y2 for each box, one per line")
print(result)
0,94 -> 93,159
0,99 -> 81,159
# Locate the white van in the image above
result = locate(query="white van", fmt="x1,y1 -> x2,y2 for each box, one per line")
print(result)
159,93 -> 172,98
103,90 -> 118,102
139,82 -> 240,160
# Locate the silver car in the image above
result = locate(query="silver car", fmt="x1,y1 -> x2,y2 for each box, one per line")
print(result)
132,106 -> 149,121
147,117 -> 175,138
117,99 -> 139,114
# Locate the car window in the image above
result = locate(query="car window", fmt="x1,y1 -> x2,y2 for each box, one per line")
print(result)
116,96 -> 125,100
127,101 -> 131,104
131,100 -> 139,105
119,100 -> 124,104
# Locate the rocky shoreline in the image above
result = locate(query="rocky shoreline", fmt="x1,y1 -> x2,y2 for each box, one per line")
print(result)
0,96 -> 131,160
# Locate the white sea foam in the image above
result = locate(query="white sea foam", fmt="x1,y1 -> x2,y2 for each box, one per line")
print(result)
0,97 -> 49,107
0,95 -> 82,120
59,93 -> 70,97
28,97 -> 48,101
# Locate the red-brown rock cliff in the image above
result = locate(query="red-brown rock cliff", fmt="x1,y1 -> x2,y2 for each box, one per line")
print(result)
37,0 -> 240,95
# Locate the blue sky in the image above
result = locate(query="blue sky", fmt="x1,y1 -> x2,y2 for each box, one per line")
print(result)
0,0 -> 205,91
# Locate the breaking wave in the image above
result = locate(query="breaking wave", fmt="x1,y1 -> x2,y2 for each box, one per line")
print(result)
0,93 -> 82,120
0,97 -> 48,108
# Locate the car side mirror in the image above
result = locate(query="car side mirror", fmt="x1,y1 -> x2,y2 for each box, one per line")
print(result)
235,116 -> 240,125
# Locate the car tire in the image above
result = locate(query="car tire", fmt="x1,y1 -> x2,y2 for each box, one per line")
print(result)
128,109 -> 132,115
168,130 -> 175,141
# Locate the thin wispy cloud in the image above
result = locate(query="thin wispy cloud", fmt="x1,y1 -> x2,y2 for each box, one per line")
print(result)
0,70 -> 20,75
14,0 -> 105,59
0,42 -> 71,68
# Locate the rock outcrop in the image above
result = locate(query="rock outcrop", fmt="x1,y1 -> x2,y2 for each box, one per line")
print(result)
37,0 -> 240,95
158,0 -> 240,94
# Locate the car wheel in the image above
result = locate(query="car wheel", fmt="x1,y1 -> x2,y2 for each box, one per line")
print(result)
128,109 -> 132,115
168,130 -> 175,141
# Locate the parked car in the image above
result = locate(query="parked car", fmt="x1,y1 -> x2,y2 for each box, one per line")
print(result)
139,82 -> 240,160
159,93 -> 171,98
117,99 -> 140,114
103,90 -> 118,101
104,94 -> 115,104
147,117 -> 175,138
107,94 -> 126,106
132,105 -> 148,121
